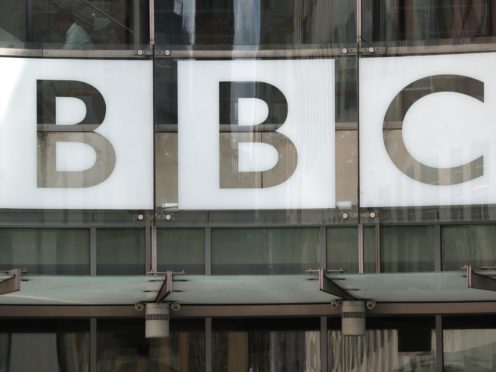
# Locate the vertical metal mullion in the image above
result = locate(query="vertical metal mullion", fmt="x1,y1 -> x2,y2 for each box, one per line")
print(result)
205,317 -> 212,372
375,222 -> 381,273
320,316 -> 328,372
435,224 -> 442,272
90,227 -> 97,276
320,227 -> 327,270
205,227 -> 212,275
90,318 -> 97,372
133,0 -> 141,47
358,224 -> 364,273
149,0 -> 155,47
148,218 -> 157,274
25,0 -> 33,42
435,315 -> 444,372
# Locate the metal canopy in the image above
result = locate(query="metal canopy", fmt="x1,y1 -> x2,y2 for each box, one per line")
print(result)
0,269 -> 495,305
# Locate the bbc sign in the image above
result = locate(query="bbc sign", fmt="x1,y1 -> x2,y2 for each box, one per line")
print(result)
0,53 -> 493,210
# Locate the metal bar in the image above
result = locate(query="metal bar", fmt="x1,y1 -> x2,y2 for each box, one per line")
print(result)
41,49 -> 151,58
149,219 -> 157,274
374,221 -> 381,273
435,315 -> 444,372
358,224 -> 364,273
320,227 -> 327,270
133,0 -> 141,47
205,228 -> 212,275
154,271 -> 173,303
90,318 -> 97,372
320,316 -> 328,372
2,302 -> 496,318
90,227 -> 97,276
205,317 -> 212,372
155,47 -> 350,59
149,0 -> 155,47
157,122 -> 359,132
371,42 -> 496,56
319,268 -> 355,300
356,0 -> 362,47
467,265 -> 496,291
25,0 -> 33,42
0,269 -> 21,295
435,225 -> 442,272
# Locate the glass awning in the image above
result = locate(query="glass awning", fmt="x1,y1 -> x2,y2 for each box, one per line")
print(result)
0,269 -> 494,305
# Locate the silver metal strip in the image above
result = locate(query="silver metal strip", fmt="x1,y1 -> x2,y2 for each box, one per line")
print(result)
320,316 -> 328,372
157,122 -> 359,132
435,315 -> 443,372
205,228 -> 212,275
90,227 -> 97,276
375,222 -> 381,273
435,225 -> 442,272
90,318 -> 97,372
0,49 -> 152,59
320,227 -> 327,270
149,0 -> 155,47
205,317 -> 212,372
1,302 -> 496,318
370,43 -> 496,57
358,224 -> 364,273
155,48 -> 351,59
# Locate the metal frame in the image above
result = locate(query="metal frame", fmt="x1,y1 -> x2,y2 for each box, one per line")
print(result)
319,268 -> 356,300
467,265 -> 496,291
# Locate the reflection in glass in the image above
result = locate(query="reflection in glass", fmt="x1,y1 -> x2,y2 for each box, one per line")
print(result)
444,316 -> 496,372
0,319 -> 89,372
213,318 -> 320,372
381,226 -> 435,272
329,317 -> 436,372
157,228 -> 204,274
212,228 -> 319,274
443,225 -> 496,271
366,0 -> 495,44
0,0 -> 148,49
97,229 -> 145,275
0,228 -> 89,274
97,319 -> 205,372
155,0 -> 355,47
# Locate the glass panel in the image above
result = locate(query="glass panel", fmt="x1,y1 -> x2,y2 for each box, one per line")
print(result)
154,54 -> 358,225
443,225 -> 496,270
97,229 -> 145,275
444,316 -> 496,371
0,319 -> 89,372
0,0 -> 149,49
155,0 -> 355,48
157,228 -> 205,274
97,319 -> 205,372
213,318 -> 320,372
381,226 -> 435,272
363,0 -> 496,46
327,227 -> 357,273
0,228 -> 89,274
212,228 -> 319,274
328,317 -> 436,371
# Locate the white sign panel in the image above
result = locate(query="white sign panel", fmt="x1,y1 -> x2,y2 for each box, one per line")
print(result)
0,58 -> 153,209
178,59 -> 335,210
360,52 -> 496,207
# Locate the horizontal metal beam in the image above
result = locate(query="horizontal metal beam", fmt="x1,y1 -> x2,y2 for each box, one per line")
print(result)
2,302 -> 496,318
319,269 -> 355,300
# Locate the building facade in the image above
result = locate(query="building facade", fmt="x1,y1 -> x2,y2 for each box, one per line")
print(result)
0,1 -> 496,371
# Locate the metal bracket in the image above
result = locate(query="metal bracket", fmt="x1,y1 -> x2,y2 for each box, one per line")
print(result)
318,268 -> 356,301
154,271 -> 185,303
0,269 -> 22,295
467,265 -> 496,292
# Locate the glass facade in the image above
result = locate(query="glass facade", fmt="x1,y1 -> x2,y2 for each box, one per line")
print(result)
0,1 -> 495,372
